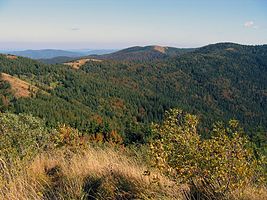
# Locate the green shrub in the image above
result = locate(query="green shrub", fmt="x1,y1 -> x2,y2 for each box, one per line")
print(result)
0,112 -> 50,162
150,109 -> 265,197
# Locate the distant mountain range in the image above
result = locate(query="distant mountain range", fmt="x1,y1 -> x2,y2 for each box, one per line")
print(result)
38,45 -> 195,64
9,49 -> 85,59
4,49 -> 118,60
1,45 -> 194,64
2,45 -> 196,63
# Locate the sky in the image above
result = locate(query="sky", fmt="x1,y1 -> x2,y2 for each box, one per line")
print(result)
0,0 -> 266,50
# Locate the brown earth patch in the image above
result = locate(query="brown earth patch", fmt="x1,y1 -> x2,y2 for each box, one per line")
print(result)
5,55 -> 18,59
153,46 -> 167,54
64,58 -> 102,69
0,73 -> 38,98
225,48 -> 236,51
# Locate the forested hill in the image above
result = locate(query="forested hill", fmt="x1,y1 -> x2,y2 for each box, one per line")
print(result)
0,43 -> 266,145
87,45 -> 195,61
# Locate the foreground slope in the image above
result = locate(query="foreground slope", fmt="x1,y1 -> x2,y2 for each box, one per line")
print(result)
0,111 -> 265,200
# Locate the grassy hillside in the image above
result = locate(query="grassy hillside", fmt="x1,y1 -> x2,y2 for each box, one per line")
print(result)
1,73 -> 39,98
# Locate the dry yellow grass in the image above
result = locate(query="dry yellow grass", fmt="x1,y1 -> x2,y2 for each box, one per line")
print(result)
0,73 -> 38,98
64,58 -> 102,69
231,186 -> 267,200
0,147 -> 185,200
0,147 -> 266,200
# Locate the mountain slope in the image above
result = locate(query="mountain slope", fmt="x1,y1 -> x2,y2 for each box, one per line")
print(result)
38,56 -> 78,64
0,43 -> 266,144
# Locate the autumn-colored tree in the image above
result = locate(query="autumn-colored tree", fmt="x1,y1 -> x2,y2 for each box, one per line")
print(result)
53,124 -> 86,148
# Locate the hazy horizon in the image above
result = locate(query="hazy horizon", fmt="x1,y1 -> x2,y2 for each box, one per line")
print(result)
0,41 -> 267,52
0,0 -> 266,49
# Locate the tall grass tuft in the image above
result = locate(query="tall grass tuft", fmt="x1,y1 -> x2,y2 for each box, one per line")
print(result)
0,147 -> 184,200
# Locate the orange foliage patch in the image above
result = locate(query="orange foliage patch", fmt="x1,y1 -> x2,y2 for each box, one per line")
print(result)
111,98 -> 125,109
91,114 -> 103,125
55,125 -> 123,147
88,130 -> 123,145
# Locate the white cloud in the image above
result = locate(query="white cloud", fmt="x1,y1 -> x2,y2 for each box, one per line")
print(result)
244,21 -> 254,28
70,27 -> 80,31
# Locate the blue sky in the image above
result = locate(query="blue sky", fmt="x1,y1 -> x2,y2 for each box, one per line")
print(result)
0,0 -> 266,49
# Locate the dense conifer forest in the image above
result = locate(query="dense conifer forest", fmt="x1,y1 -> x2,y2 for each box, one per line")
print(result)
1,43 -> 266,145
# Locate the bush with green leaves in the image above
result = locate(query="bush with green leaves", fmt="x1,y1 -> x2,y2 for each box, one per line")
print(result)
150,109 -> 265,197
0,112 -> 50,162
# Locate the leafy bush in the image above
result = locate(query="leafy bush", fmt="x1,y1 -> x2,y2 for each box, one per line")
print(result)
150,109 -> 265,198
0,112 -> 50,162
